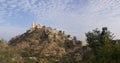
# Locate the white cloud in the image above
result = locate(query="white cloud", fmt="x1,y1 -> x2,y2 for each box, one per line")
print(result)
0,0 -> 120,40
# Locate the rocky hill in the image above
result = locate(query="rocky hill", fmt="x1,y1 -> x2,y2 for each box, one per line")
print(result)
0,26 -> 119,63
8,24 -> 83,63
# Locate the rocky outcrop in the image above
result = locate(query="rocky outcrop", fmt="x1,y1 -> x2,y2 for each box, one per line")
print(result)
8,23 -> 83,63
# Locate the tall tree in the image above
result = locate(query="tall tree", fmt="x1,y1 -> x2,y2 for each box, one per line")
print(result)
85,28 -> 101,56
85,27 -> 120,63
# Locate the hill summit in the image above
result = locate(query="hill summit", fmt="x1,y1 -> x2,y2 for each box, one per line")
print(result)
8,23 -> 83,63
9,23 -> 76,45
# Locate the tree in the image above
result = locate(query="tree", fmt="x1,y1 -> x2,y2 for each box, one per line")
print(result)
85,28 -> 101,56
85,27 -> 120,63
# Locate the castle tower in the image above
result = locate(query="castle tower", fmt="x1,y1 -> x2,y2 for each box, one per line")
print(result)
31,23 -> 42,29
32,23 -> 36,28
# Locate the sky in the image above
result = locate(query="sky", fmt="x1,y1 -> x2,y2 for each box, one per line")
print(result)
0,0 -> 120,41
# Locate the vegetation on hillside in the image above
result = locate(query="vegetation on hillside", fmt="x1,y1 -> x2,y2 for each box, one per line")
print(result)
0,26 -> 120,63
83,27 -> 120,63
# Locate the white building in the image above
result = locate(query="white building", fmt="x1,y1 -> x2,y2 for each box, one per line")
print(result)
32,23 -> 42,29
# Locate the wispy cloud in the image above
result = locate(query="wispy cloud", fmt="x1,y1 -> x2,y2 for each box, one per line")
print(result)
0,0 -> 120,40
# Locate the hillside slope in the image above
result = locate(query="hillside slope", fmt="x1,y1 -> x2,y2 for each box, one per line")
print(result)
8,24 -> 83,63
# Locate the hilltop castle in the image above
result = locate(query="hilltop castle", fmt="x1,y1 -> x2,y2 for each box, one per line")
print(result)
30,23 -> 79,42
27,23 -> 43,33
32,23 -> 42,29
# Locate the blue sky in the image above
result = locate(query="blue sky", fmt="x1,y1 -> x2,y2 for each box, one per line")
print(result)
0,0 -> 120,41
